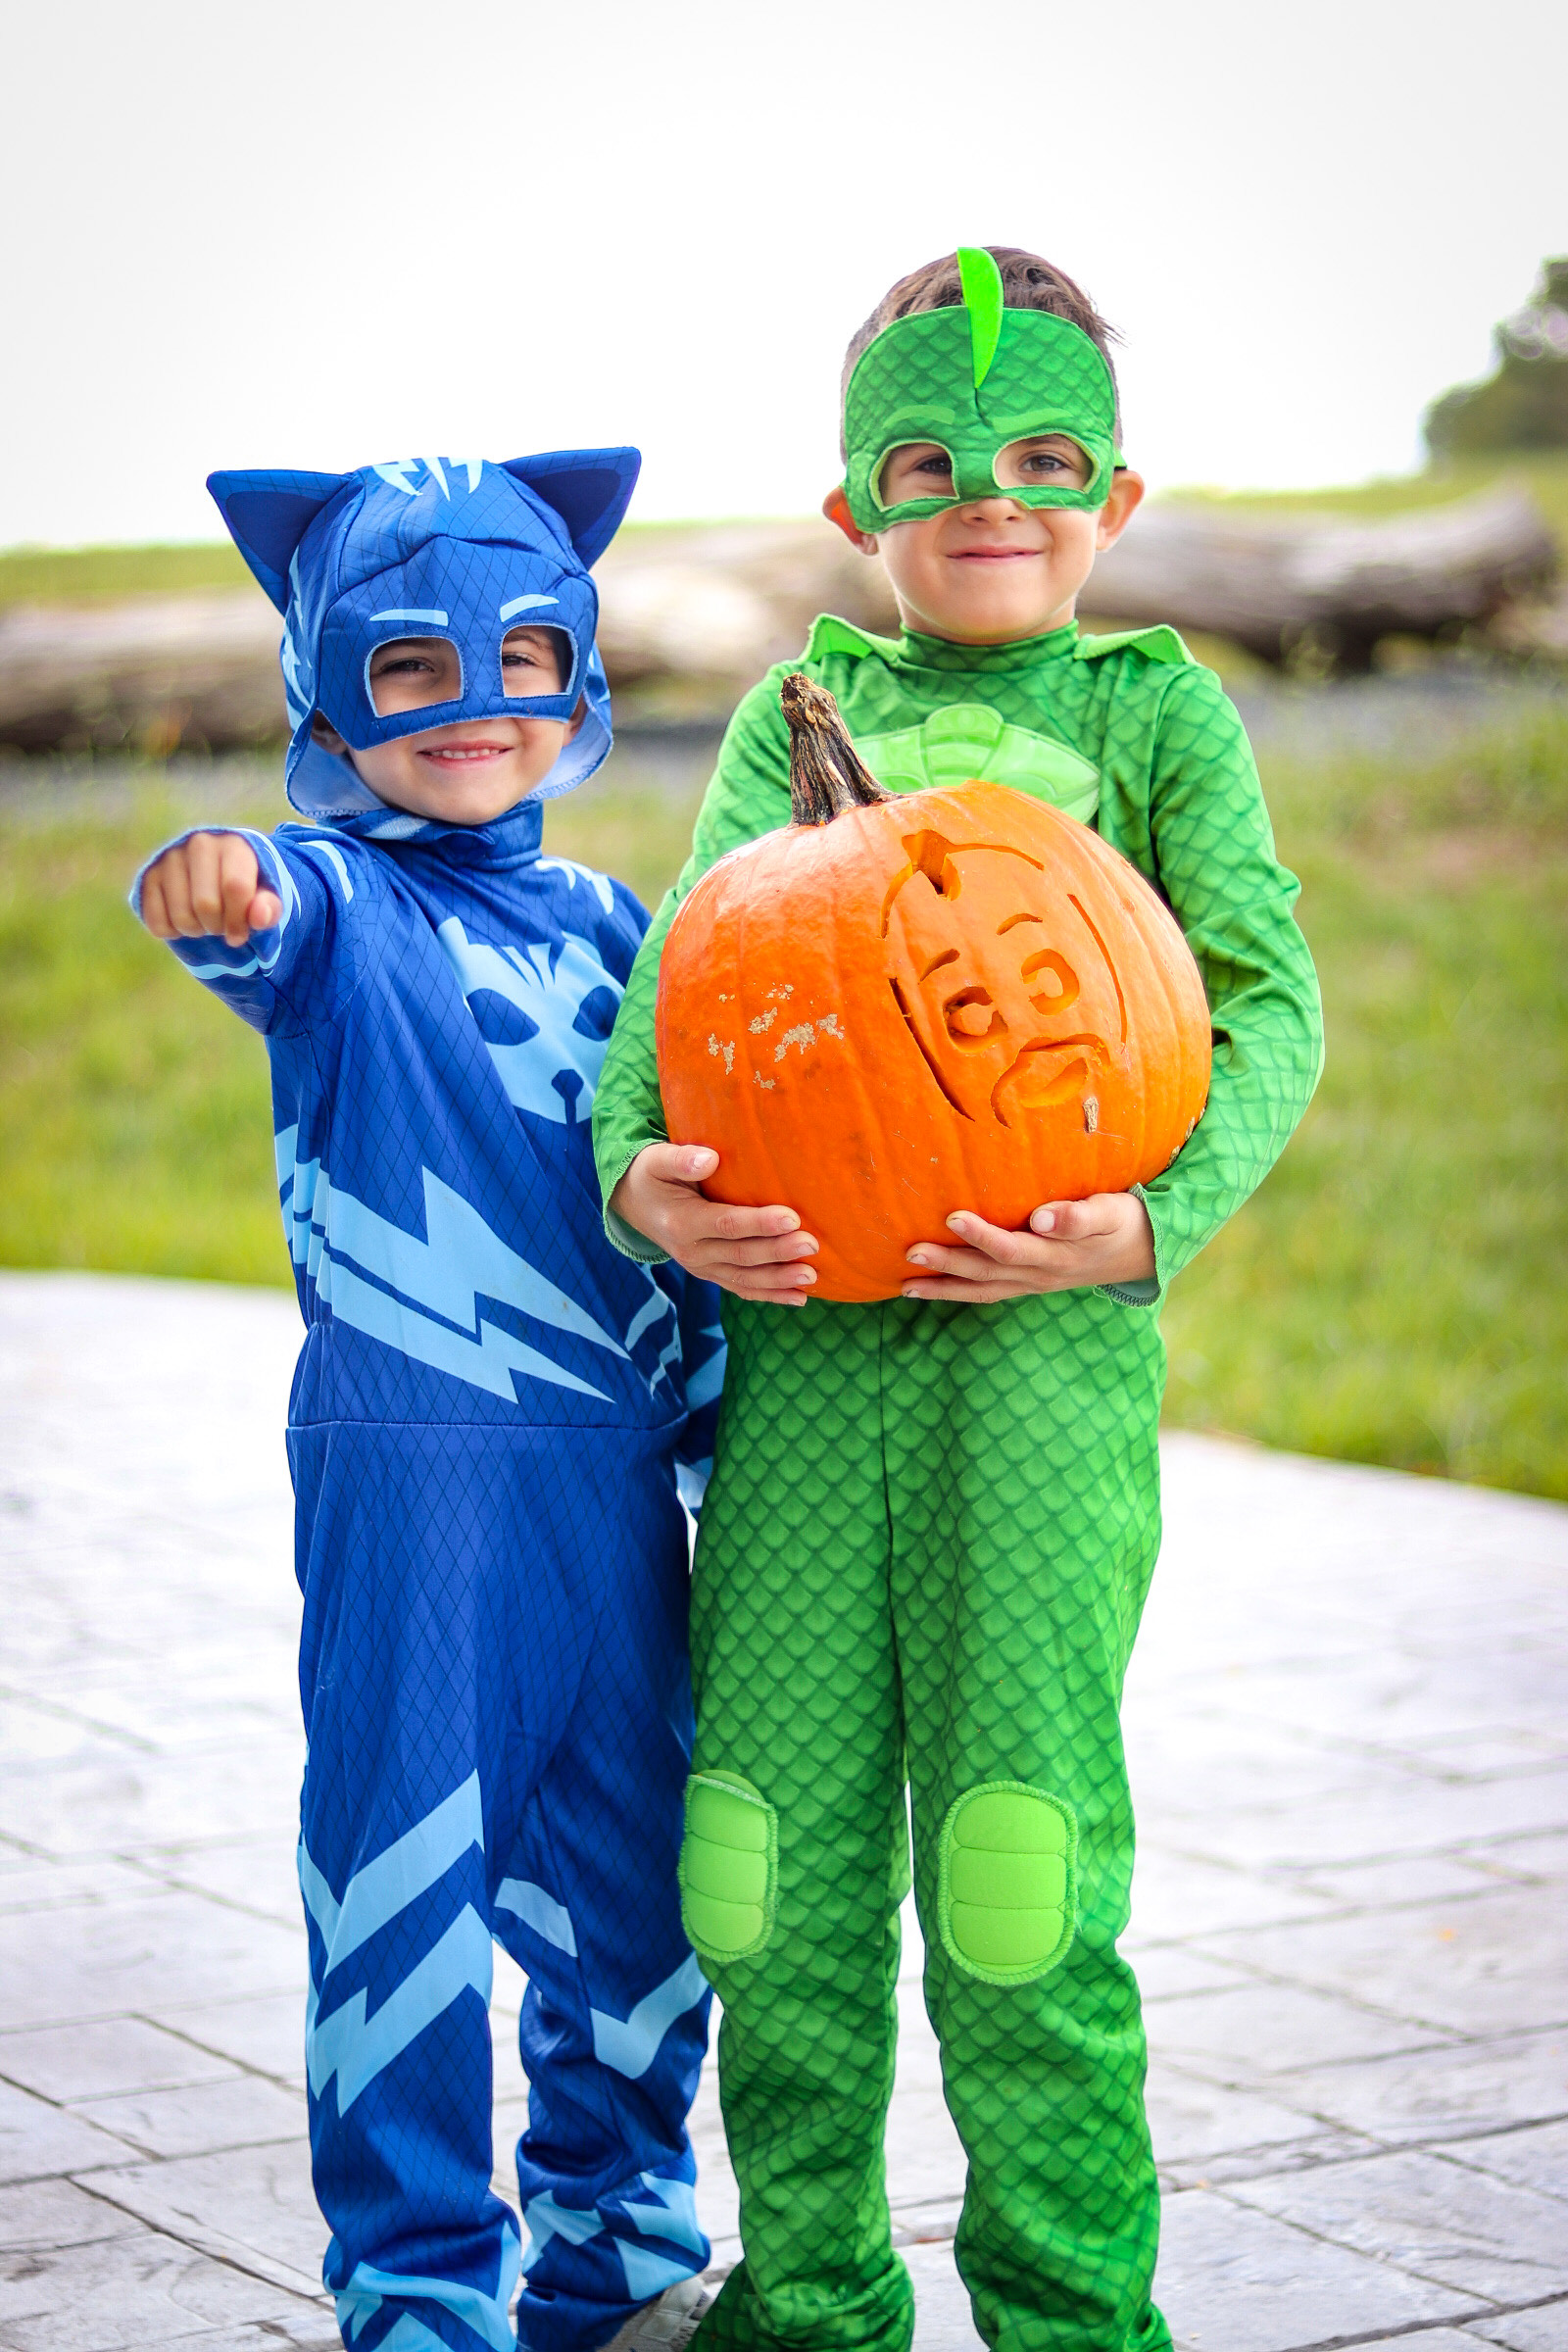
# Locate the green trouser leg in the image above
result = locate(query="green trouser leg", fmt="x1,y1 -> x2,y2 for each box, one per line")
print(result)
884,1299 -> 1170,2352
685,1303 -> 912,2352
684,1296 -> 1172,2352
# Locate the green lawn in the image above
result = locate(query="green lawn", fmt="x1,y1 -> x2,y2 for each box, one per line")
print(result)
1173,451 -> 1568,547
2,708 -> 1565,1497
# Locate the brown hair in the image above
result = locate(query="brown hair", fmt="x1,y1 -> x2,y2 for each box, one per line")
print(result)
839,245 -> 1122,457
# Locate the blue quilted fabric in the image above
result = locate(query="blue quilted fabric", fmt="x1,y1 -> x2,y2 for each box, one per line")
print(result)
130,449 -> 723,2352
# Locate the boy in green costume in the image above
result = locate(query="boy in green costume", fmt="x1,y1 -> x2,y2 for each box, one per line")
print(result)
593,247 -> 1324,2352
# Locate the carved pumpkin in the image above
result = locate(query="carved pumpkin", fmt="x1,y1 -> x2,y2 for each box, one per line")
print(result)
657,675 -> 1211,1303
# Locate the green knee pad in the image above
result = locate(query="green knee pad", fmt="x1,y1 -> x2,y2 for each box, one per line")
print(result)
680,1772 -> 778,1962
937,1782 -> 1078,1985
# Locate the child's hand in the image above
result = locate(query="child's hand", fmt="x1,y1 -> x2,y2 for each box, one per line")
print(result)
611,1145 -> 818,1304
139,833 -> 282,948
902,1194 -> 1155,1303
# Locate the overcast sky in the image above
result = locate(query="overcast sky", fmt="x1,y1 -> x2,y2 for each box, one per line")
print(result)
2,0 -> 1563,547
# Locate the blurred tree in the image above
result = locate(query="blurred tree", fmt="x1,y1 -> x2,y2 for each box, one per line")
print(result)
1426,260 -> 1568,455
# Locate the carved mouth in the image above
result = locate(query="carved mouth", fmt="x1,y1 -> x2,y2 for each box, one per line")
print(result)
990,1035 -> 1109,1130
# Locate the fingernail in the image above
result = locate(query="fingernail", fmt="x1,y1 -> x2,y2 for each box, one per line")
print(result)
907,1250 -> 928,1266
1032,1210 -> 1055,1233
946,1215 -> 966,1231
798,1268 -> 815,1284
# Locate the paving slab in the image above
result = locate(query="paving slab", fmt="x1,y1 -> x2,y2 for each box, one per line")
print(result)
1193,1885 -> 1568,2039
1469,2303 -> 1568,2350
85,2144 -> 328,2302
149,1992 -> 310,2090
0,2178 -> 145,2252
0,1891 -> 306,2032
1144,2056 -> 1372,2181
0,2080 -> 136,2185
1153,2187 -> 1485,2345
1138,1975 -> 1457,2077
4,1269 -> 1567,2352
69,2077 -> 306,2164
1435,2119 -> 1568,2204
1265,2028 -> 1568,2146
1357,2337 -> 1533,2352
0,2226 -> 319,2351
1231,2147 -> 1568,2302
0,2020 -> 239,2105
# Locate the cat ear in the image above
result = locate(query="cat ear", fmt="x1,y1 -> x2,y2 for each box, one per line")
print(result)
206,468 -> 351,612
499,448 -> 641,570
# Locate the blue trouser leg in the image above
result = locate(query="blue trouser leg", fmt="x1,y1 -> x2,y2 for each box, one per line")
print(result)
291,1425 -> 708,2352
498,1470 -> 710,2352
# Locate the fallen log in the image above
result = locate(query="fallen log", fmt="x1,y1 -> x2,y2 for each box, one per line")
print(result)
0,592 -> 287,754
1080,487 -> 1558,666
0,490 -> 1556,753
0,521 -> 901,753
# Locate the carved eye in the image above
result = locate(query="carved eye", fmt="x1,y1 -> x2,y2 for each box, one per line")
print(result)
943,986 -> 1008,1044
1020,949 -> 1079,1014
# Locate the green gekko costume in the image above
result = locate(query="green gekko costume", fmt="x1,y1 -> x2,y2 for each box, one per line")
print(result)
592,255 -> 1324,2352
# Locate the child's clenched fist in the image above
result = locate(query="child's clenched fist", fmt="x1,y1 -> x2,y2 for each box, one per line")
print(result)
138,831 -> 282,948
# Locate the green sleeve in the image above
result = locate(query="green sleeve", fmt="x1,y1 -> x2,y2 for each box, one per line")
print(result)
592,669 -> 795,1258
1111,663 -> 1324,1306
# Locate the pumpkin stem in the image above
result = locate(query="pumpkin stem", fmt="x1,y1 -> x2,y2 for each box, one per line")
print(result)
781,672 -> 891,826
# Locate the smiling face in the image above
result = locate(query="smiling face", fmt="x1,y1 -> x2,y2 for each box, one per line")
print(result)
883,828 -> 1127,1132
313,625 -> 582,823
870,438 -> 1110,644
824,454 -> 1143,647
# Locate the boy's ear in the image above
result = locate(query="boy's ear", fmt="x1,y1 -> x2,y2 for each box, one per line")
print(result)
208,469 -> 350,612
1095,469 -> 1146,553
821,485 -> 877,556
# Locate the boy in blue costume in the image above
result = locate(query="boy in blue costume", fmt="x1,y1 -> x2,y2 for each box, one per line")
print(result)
132,449 -> 724,2352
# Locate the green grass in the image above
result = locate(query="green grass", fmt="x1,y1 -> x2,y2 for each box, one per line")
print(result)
1173,451 -> 1568,549
0,542 -> 257,610
1160,707 -> 1568,1496
2,711 -> 1565,1495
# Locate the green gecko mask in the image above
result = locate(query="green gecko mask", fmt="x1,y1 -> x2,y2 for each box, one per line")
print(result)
842,246 -> 1123,531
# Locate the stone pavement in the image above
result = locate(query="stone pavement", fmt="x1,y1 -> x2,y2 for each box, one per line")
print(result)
1,1270 -> 1565,2352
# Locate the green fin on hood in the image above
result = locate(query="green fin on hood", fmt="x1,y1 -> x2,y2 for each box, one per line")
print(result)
956,246 -> 1004,389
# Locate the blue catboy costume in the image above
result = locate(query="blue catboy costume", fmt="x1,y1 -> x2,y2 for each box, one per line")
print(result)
134,451 -> 724,2352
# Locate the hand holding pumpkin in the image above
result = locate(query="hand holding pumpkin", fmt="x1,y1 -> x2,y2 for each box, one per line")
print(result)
902,1192 -> 1155,1304
610,1144 -> 819,1304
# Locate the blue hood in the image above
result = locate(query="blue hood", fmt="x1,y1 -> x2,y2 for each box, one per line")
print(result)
208,448 -> 639,822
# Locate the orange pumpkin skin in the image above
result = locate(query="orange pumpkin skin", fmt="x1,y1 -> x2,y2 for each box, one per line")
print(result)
657,781 -> 1211,1303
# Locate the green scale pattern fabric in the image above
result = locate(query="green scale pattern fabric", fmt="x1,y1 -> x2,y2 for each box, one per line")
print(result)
591,618 -> 1323,2352
843,296 -> 1120,529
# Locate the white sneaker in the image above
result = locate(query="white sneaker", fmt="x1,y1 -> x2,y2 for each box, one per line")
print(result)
599,2275 -> 713,2352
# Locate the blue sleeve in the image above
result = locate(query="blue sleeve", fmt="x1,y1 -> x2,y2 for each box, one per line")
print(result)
129,826 -> 352,1037
672,1276 -> 727,1517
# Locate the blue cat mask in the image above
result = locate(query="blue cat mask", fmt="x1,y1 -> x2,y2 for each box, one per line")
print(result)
208,448 -> 639,823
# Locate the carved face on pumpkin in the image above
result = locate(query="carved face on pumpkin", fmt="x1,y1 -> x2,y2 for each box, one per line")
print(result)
883,827 -> 1127,1133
